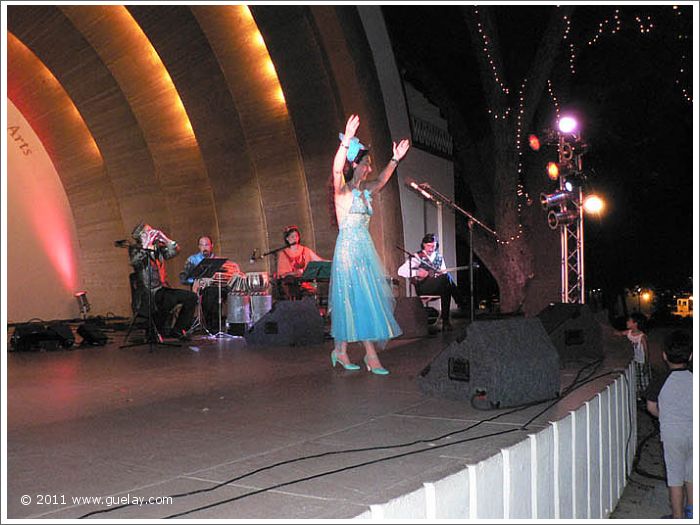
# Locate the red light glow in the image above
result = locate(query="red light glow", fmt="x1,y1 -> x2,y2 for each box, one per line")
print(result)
528,134 -> 541,151
26,176 -> 79,293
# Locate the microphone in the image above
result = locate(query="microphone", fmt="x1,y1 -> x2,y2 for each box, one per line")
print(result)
114,239 -> 129,247
249,249 -> 257,264
405,178 -> 434,201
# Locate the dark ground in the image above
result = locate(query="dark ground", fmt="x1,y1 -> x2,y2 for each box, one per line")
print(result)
610,323 -> 694,519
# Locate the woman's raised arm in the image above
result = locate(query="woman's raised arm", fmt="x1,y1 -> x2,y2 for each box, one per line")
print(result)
333,115 -> 360,193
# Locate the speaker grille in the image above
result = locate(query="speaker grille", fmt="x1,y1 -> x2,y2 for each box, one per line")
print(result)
447,357 -> 470,382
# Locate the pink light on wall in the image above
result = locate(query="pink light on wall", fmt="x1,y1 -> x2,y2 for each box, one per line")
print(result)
31,197 -> 79,293
7,33 -> 100,301
17,147 -> 79,294
8,98 -> 80,298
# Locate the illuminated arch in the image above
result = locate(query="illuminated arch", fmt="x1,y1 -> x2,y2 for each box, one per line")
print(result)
60,5 -> 218,249
192,5 -> 313,261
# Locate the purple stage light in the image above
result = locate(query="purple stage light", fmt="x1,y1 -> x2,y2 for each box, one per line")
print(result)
558,116 -> 578,134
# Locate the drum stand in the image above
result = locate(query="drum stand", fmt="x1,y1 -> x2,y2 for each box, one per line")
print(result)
209,279 -> 235,339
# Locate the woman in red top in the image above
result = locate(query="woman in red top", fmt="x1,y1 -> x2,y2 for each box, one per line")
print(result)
276,226 -> 327,299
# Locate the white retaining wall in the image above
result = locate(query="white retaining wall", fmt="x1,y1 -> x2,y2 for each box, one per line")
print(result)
356,364 -> 637,519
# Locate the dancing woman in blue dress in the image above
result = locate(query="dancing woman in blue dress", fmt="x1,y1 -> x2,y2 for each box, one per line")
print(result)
329,114 -> 410,375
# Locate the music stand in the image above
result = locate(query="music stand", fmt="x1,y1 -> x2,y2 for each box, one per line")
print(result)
300,261 -> 331,281
190,257 -> 228,281
189,258 -> 234,339
300,261 -> 331,315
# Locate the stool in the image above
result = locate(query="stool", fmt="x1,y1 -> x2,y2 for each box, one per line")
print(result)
419,295 -> 441,325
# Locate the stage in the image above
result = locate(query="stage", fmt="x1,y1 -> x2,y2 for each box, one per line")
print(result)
5,316 -> 635,519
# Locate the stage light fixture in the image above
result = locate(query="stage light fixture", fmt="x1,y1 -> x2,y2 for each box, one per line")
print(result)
558,115 -> 578,134
541,188 -> 579,230
74,290 -> 90,320
528,134 -> 541,151
540,189 -> 577,209
546,162 -> 559,180
583,194 -> 605,214
547,209 -> 579,229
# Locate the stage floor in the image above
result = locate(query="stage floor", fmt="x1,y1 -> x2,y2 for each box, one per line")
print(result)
5,316 -> 633,519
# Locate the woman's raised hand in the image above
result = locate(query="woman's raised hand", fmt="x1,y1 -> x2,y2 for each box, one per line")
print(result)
392,139 -> 410,161
344,114 -> 360,141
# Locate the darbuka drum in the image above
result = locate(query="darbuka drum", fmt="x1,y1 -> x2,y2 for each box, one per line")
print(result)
227,294 -> 251,325
246,272 -> 270,295
250,294 -> 273,324
228,274 -> 248,295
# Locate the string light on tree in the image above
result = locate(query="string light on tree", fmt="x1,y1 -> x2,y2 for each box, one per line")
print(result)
487,107 -> 512,120
473,8 -> 510,96
562,13 -> 576,74
612,10 -> 621,33
568,7 -> 688,105
677,54 -> 692,103
547,79 -> 561,120
635,15 -> 654,33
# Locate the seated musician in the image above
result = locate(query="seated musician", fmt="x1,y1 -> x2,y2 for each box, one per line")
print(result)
397,233 -> 466,331
129,222 -> 197,341
179,236 -> 242,329
276,225 -> 327,300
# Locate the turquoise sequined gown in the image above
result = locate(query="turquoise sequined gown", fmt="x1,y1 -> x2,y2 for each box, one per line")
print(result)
330,188 -> 402,343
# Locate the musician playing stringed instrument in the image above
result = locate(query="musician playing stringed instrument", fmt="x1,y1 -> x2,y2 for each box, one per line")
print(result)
397,233 -> 468,331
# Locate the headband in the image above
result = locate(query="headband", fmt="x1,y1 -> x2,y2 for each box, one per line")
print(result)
339,133 -> 367,163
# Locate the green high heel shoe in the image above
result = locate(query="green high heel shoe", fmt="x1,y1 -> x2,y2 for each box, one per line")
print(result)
331,350 -> 360,370
364,356 -> 389,375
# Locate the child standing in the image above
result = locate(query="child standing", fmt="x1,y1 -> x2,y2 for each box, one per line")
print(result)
618,312 -> 651,400
646,330 -> 693,519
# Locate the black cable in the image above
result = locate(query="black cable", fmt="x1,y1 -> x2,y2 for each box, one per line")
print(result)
164,427 -> 523,519
79,401 -> 532,518
165,367 -> 633,519
632,407 -> 666,482
79,360 -> 635,519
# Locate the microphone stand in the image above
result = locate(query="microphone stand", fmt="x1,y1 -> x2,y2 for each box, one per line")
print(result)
252,242 -> 297,302
119,244 -> 180,351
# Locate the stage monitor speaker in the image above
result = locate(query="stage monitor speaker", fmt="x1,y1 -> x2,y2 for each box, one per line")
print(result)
10,322 -> 74,351
417,318 -> 560,408
10,322 -> 50,352
537,303 -> 602,365
394,297 -> 429,338
245,297 -> 324,346
77,323 -> 108,346
47,322 -> 75,348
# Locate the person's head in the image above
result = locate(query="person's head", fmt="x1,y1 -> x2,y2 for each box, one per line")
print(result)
283,225 -> 301,246
421,233 -> 439,255
626,312 -> 647,332
343,148 -> 372,183
663,329 -> 692,365
198,236 -> 213,257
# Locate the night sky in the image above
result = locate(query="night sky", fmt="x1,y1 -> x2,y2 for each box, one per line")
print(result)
382,4 -> 694,297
